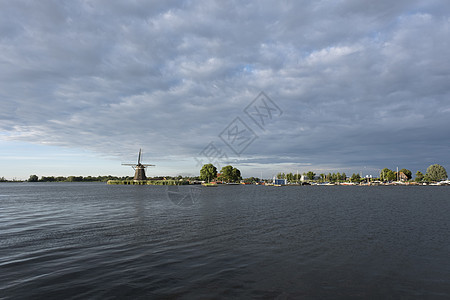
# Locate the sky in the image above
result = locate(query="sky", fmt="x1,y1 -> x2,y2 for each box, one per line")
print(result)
1,0 -> 449,180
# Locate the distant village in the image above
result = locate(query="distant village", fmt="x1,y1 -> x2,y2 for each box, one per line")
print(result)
1,163 -> 448,186
191,163 -> 449,186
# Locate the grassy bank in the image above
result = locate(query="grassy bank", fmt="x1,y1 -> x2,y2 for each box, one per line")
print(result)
107,180 -> 189,185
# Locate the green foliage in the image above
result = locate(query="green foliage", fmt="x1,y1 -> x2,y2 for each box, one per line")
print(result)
35,175 -> 127,182
276,172 -> 285,179
306,171 -> 316,181
149,180 -> 188,185
242,177 -> 260,183
0,176 -> 7,182
351,173 -> 361,182
40,176 -> 56,182
415,171 -> 424,182
67,176 -> 83,182
319,173 -> 325,182
200,163 -> 217,182
219,165 -> 233,182
380,168 -> 395,181
426,164 -> 447,181
107,180 -> 188,185
231,167 -> 241,182
329,173 -> 339,182
219,165 -> 241,182
326,172 -> 346,182
286,173 -> 294,182
28,175 -> 39,182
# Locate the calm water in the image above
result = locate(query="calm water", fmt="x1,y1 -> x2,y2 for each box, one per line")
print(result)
1,183 -> 449,299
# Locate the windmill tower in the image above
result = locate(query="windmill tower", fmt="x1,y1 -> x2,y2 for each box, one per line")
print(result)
122,149 -> 155,180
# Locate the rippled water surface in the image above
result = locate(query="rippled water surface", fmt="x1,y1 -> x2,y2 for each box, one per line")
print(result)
1,183 -> 449,299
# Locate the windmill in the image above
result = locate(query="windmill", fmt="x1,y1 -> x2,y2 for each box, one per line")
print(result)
122,149 -> 155,180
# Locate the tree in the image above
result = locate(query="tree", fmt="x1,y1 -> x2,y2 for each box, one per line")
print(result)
220,165 -> 241,182
40,176 -> 56,182
276,172 -> 285,179
306,171 -> 316,181
351,173 -> 361,183
67,176 -> 83,182
380,168 -> 395,181
415,171 -> 424,182
399,168 -> 412,180
341,173 -> 347,181
426,164 -> 447,181
286,173 -> 294,182
387,170 -> 396,181
331,173 -> 337,182
319,173 -> 325,182
28,175 -> 39,182
200,164 -> 217,182
220,165 -> 233,182
243,177 -> 259,183
231,167 -> 241,182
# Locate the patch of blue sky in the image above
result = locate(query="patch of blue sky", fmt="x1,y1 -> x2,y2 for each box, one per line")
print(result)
242,64 -> 254,72
0,140 -> 125,180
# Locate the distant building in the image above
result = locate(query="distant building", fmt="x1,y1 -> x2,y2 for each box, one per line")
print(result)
399,172 -> 409,181
274,178 -> 287,185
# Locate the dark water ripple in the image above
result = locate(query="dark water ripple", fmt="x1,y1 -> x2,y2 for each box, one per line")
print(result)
1,183 -> 449,299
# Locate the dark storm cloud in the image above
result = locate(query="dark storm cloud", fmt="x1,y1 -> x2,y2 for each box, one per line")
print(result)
0,0 -> 449,174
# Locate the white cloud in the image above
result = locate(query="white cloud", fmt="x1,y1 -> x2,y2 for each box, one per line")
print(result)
306,46 -> 362,65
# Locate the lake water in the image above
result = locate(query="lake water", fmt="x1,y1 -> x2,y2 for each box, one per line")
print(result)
1,183 -> 449,299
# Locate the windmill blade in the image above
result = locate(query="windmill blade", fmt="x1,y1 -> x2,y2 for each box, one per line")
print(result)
121,163 -> 136,166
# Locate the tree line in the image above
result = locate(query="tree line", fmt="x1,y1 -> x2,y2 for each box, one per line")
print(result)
26,175 -> 129,182
276,171 -> 362,183
1,164 -> 446,184
199,164 -> 242,183
23,174 -> 205,183
380,164 -> 447,182
275,164 -> 447,183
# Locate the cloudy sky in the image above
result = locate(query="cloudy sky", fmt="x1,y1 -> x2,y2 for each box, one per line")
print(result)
1,0 -> 449,179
